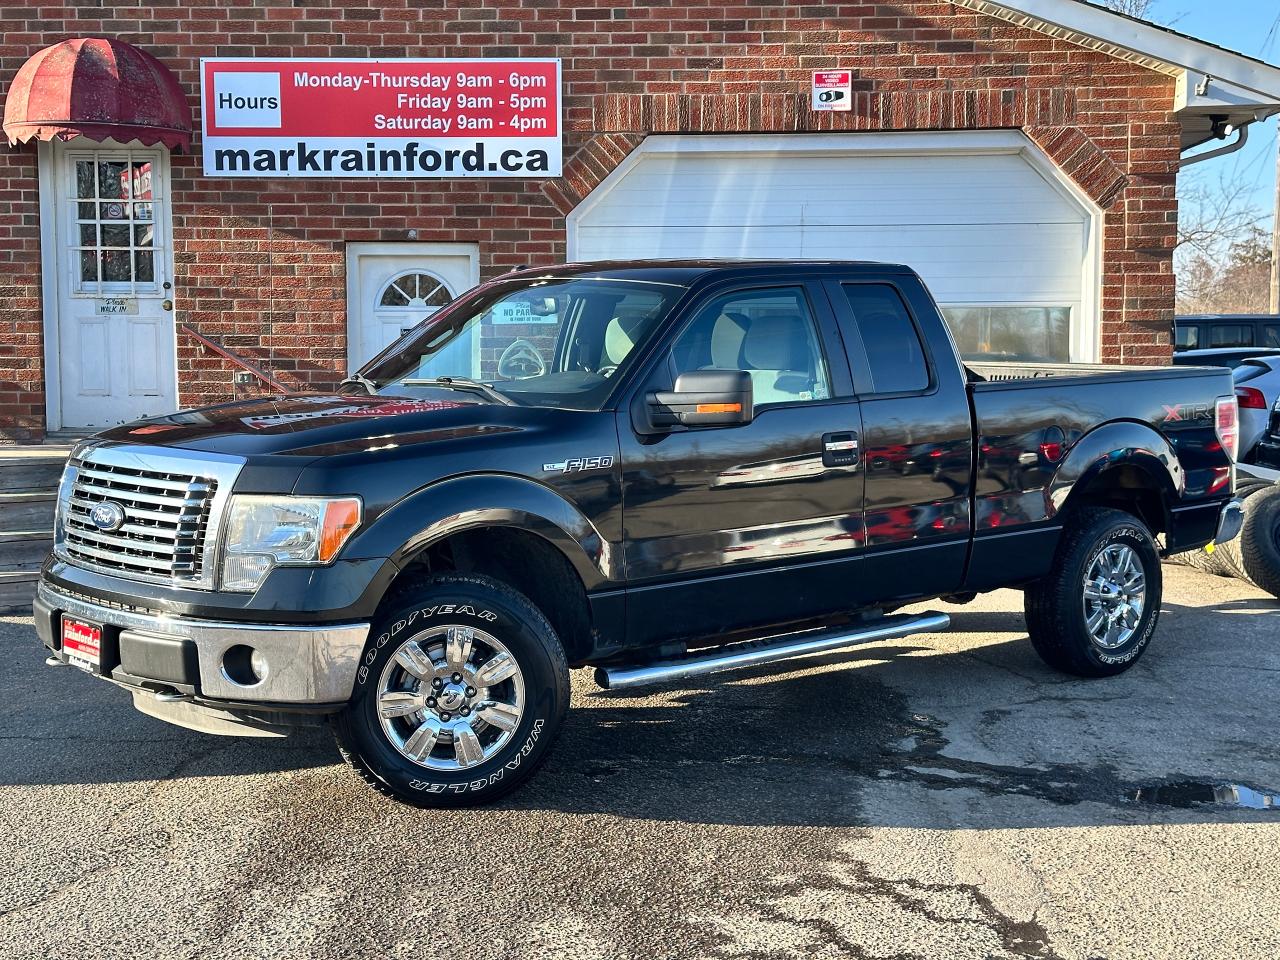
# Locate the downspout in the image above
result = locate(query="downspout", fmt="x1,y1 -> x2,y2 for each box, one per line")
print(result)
1179,122 -> 1249,169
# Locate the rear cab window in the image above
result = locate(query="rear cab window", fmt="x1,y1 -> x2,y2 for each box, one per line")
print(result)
832,283 -> 931,395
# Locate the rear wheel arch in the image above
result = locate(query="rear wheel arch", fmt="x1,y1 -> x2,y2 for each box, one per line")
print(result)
1049,421 -> 1181,534
1064,462 -> 1172,536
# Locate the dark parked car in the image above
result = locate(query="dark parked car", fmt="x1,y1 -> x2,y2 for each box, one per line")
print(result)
36,261 -> 1243,806
1172,346 -> 1280,370
1175,315 -> 1280,352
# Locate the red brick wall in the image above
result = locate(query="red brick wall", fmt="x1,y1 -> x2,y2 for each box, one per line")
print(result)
0,1 -> 1180,441
0,149 -> 44,441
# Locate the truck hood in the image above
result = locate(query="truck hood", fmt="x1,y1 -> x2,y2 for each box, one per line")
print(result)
94,393 -> 529,458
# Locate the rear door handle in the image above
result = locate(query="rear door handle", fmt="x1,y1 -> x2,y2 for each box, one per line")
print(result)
822,431 -> 860,468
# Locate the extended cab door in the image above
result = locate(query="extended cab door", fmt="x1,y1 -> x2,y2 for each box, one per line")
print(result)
617,280 -> 865,647
821,276 -> 974,604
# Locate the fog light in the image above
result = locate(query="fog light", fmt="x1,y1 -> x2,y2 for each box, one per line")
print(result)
222,644 -> 267,687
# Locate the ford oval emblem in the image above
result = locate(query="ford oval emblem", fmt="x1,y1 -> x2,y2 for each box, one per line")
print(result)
90,501 -> 126,532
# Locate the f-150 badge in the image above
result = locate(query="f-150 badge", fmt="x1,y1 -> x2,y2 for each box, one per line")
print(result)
543,456 -> 614,474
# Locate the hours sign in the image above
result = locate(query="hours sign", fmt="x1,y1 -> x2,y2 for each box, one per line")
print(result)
200,58 -> 562,178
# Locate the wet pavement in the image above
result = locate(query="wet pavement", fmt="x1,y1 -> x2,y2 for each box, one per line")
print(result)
1,563 -> 1277,959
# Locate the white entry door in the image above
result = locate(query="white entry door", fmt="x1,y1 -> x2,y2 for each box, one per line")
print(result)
44,140 -> 177,431
346,243 -> 481,371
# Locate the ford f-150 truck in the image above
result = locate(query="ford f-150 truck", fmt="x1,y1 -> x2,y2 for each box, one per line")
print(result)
36,261 -> 1244,806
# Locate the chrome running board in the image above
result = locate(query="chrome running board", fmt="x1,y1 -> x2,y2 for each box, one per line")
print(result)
595,611 -> 950,691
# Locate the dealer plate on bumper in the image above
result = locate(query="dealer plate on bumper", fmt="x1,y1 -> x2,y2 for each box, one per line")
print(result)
61,617 -> 103,673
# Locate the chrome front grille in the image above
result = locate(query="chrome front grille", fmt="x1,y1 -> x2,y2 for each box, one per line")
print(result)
54,444 -> 245,590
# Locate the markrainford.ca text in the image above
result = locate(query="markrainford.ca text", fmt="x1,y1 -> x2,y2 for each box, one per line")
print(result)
211,141 -> 551,174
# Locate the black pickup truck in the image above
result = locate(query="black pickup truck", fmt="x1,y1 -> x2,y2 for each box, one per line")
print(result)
37,261 -> 1243,806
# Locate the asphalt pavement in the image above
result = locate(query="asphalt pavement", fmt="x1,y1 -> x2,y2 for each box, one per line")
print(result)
1,564 -> 1277,960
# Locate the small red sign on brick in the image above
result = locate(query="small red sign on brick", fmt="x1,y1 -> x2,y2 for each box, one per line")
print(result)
811,70 -> 852,112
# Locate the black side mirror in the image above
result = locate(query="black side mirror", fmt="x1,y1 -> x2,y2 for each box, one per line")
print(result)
646,370 -> 754,431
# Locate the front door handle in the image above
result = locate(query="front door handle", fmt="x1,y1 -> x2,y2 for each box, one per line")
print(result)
822,431 -> 860,469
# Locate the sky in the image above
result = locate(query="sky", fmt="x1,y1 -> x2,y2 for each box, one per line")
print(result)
1157,1 -> 1280,228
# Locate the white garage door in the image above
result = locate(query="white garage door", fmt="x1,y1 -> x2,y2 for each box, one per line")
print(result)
569,133 -> 1098,363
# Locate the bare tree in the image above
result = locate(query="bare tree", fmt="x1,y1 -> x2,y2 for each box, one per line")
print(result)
1176,169 -> 1272,313
1178,226 -> 1274,314
1095,0 -> 1158,19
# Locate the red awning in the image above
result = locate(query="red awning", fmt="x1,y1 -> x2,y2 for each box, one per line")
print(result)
3,38 -> 192,151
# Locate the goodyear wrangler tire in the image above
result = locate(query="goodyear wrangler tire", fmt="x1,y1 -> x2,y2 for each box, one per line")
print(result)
334,573 -> 569,807
1025,508 -> 1162,677
1240,486 -> 1280,599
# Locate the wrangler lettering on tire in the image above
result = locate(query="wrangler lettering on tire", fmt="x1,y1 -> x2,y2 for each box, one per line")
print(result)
334,573 -> 570,807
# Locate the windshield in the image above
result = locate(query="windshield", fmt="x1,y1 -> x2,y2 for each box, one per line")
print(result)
357,276 -> 685,410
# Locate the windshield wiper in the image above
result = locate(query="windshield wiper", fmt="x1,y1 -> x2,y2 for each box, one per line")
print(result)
403,377 -> 515,406
339,372 -> 378,395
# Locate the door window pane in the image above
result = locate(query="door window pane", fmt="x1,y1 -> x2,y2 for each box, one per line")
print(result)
842,285 -> 930,393
1262,324 -> 1280,349
100,250 -> 131,283
1175,325 -> 1200,349
671,287 -> 831,406
942,306 -> 1072,363
379,271 -> 453,308
101,224 -> 131,248
134,251 -> 155,283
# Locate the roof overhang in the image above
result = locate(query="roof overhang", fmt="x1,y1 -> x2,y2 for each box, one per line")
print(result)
952,0 -> 1280,151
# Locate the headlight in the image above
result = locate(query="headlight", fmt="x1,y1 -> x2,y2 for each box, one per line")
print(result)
220,495 -> 362,592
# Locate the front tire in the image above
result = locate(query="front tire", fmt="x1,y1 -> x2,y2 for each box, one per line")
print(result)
335,573 -> 569,807
1025,508 -> 1162,677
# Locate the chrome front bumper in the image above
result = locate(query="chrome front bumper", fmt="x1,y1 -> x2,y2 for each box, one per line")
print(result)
35,582 -> 369,705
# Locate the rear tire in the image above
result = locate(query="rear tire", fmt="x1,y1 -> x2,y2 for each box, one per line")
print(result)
1239,486 -> 1280,599
1025,508 -> 1162,677
334,573 -> 570,807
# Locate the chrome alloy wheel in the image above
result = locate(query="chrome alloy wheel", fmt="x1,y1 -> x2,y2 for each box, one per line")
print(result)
1082,543 -> 1147,650
376,625 -> 526,771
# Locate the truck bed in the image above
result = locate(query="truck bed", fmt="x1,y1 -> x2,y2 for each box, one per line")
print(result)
967,361 -> 1227,384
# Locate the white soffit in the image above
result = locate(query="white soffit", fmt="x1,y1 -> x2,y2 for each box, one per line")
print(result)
952,0 -> 1280,109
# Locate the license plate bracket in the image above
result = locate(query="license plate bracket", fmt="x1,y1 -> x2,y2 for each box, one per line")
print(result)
61,616 -> 103,673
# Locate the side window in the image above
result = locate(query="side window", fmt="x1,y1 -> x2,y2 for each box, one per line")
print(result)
670,287 -> 831,406
1263,324 -> 1280,349
1175,325 -> 1200,350
1209,324 -> 1253,347
840,284 -> 930,394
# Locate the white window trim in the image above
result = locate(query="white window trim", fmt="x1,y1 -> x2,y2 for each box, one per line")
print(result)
567,131 -> 1104,363
344,241 -> 480,373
